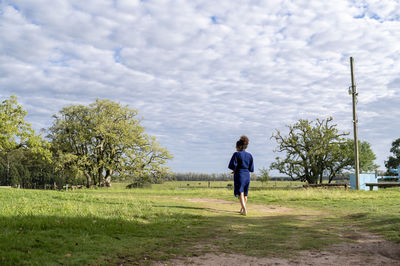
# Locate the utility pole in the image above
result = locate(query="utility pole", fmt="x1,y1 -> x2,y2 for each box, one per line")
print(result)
350,57 -> 360,190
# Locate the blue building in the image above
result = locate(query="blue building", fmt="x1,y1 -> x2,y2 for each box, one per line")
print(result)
350,166 -> 400,190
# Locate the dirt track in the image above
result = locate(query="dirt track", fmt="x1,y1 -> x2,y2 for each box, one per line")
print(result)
153,198 -> 400,266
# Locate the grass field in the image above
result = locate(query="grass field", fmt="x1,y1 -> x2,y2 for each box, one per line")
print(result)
1,181 -> 399,265
149,180 -> 306,189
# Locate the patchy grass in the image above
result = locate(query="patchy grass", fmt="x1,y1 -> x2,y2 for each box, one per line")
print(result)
0,183 -> 399,265
249,188 -> 400,242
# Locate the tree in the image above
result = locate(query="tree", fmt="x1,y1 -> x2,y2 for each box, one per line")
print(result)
270,118 -> 348,184
385,138 -> 400,171
343,139 -> 379,173
258,167 -> 270,185
0,95 -> 51,186
124,136 -> 173,184
48,99 -> 172,187
0,148 -> 58,188
270,117 -> 378,184
0,95 -> 51,156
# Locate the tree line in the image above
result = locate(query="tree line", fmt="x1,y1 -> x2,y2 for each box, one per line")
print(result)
1,95 -> 399,187
0,96 -> 172,188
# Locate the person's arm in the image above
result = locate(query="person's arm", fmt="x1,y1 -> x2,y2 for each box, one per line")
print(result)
228,153 -> 237,173
249,154 -> 254,172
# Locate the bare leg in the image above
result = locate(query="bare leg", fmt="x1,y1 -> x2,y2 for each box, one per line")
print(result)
239,195 -> 248,214
239,193 -> 247,215
244,195 -> 248,214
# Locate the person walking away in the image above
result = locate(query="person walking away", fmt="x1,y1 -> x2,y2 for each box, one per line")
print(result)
228,135 -> 254,215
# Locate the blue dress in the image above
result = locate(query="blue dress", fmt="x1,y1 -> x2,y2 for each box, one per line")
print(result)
228,150 -> 254,197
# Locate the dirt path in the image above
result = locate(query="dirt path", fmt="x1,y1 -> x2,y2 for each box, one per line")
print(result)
183,197 -> 294,213
153,197 -> 400,266
154,232 -> 400,265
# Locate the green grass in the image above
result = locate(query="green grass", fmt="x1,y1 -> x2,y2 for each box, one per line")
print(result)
1,182 -> 400,265
148,180 -> 305,189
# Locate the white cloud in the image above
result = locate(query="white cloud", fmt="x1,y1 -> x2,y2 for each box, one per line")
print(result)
1,0 -> 400,173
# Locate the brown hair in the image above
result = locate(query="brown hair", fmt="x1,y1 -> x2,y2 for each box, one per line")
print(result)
236,135 -> 249,151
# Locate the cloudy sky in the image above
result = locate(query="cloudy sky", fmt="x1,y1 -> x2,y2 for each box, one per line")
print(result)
1,0 -> 400,174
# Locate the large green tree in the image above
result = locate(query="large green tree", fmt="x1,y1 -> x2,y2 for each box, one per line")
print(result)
270,117 -> 378,184
0,95 -> 51,155
0,95 -> 51,186
385,138 -> 400,171
48,99 -> 172,187
343,139 -> 379,173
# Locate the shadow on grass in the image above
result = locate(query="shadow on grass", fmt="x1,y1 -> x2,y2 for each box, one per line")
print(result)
0,209 -> 344,265
0,212 -> 207,265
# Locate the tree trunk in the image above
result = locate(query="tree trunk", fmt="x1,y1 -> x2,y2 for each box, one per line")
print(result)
84,171 -> 91,188
98,167 -> 104,187
105,169 -> 112,187
6,154 -> 10,185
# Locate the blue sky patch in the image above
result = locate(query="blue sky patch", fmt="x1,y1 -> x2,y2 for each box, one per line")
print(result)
7,3 -> 20,12
114,48 -> 123,63
354,13 -> 365,19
